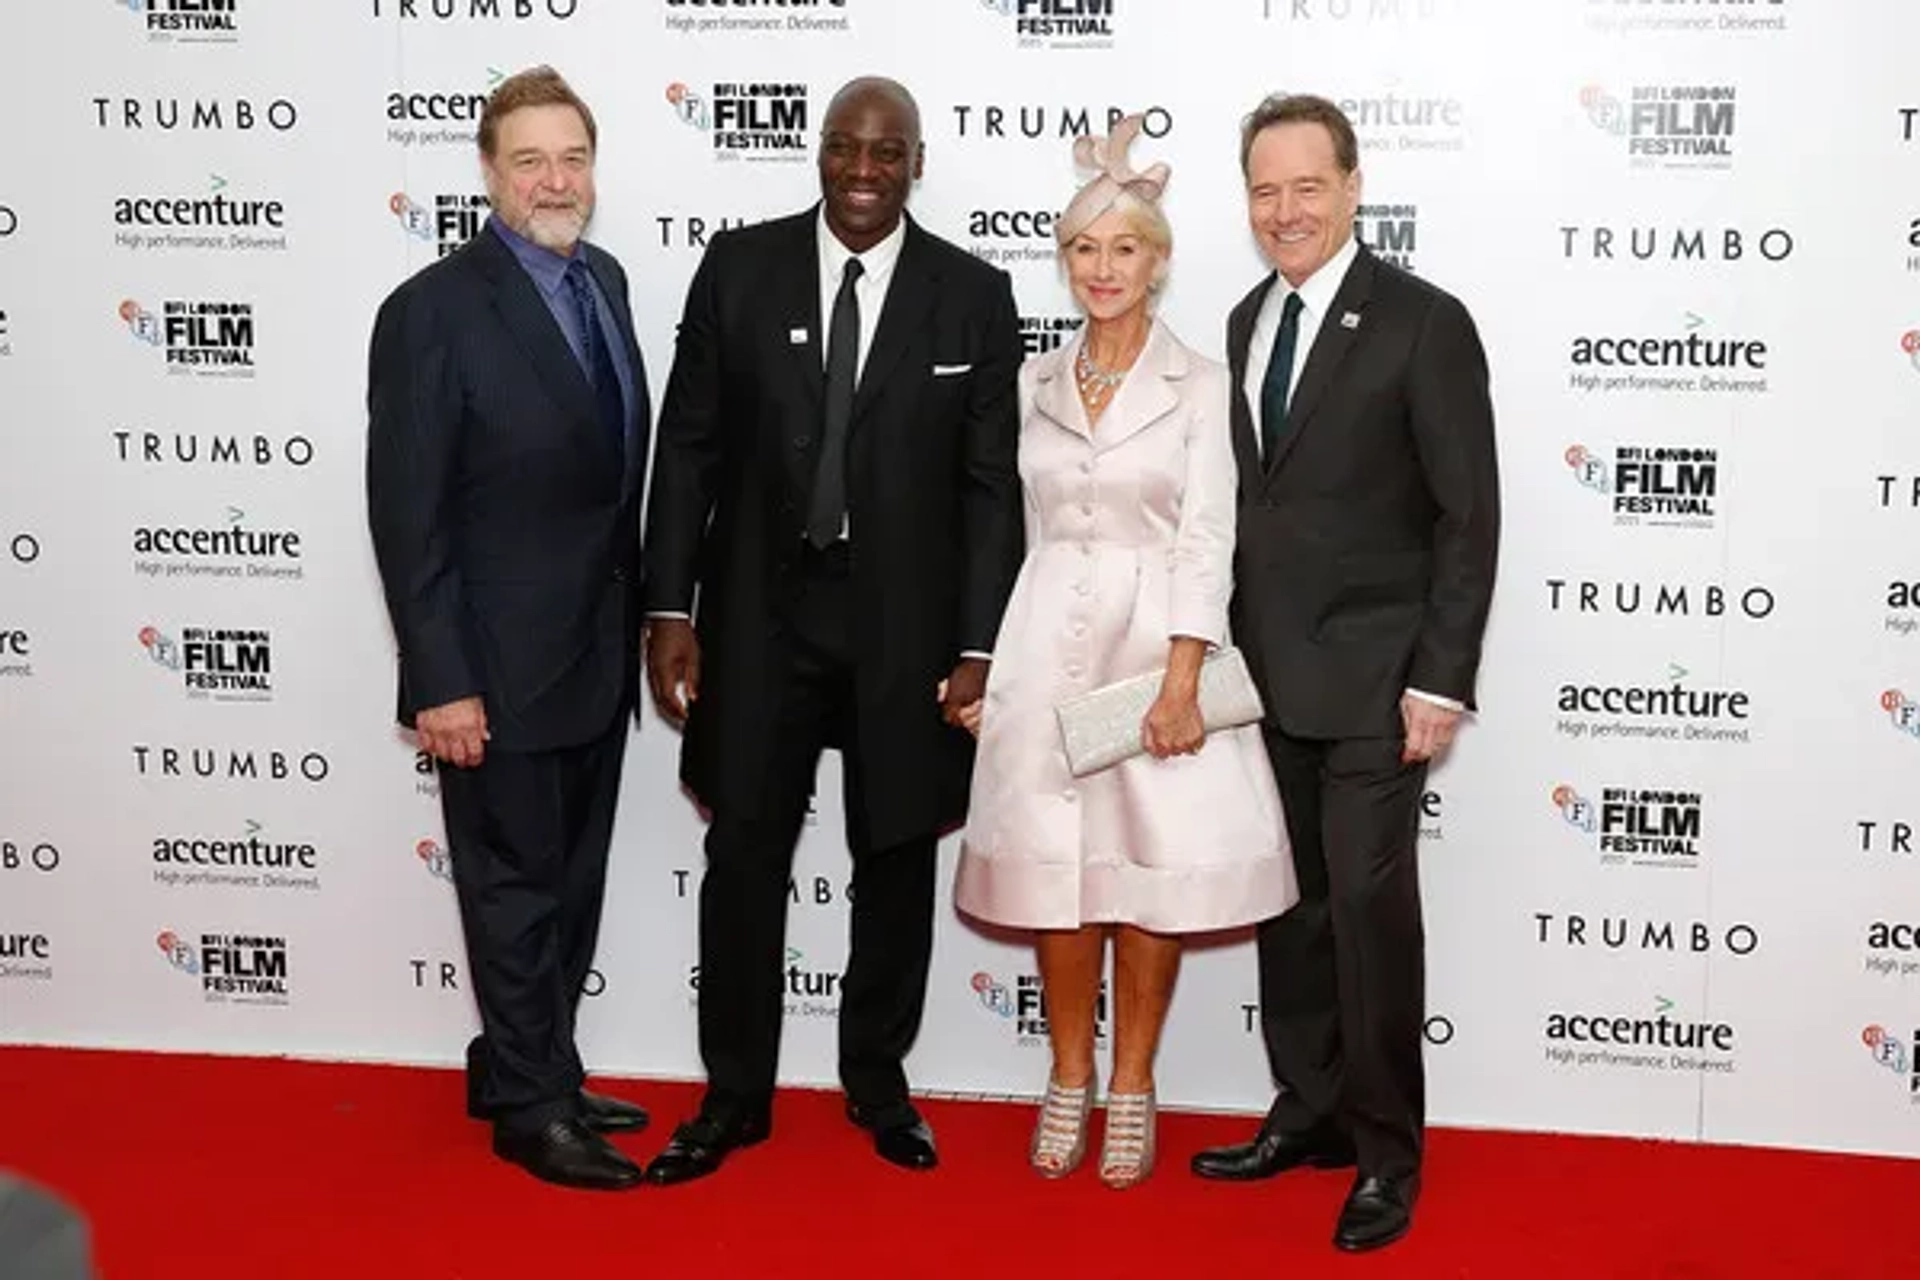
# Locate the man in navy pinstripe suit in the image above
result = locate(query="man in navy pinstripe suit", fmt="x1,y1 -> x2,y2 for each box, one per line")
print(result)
366,66 -> 652,1191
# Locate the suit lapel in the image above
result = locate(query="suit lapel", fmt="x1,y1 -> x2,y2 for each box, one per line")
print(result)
1265,247 -> 1379,479
1090,321 -> 1181,454
1032,335 -> 1089,442
468,230 -> 604,456
1226,276 -> 1272,499
851,216 -> 938,425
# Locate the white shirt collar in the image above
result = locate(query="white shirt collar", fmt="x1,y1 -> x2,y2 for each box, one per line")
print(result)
1280,234 -> 1360,319
817,205 -> 907,288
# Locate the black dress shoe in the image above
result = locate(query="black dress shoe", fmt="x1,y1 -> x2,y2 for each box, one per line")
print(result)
492,1119 -> 644,1191
845,1101 -> 939,1171
1334,1173 -> 1419,1252
579,1090 -> 650,1134
643,1110 -> 771,1186
1189,1119 -> 1356,1181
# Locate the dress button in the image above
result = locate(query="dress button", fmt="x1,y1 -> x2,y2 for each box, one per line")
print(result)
1080,503 -> 1093,516
1062,789 -> 1076,802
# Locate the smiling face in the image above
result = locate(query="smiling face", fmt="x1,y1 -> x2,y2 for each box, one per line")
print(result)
1063,204 -> 1166,326
482,102 -> 595,255
1244,120 -> 1361,288
817,83 -> 922,253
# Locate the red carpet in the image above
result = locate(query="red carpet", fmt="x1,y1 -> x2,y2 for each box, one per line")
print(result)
1,1047 -> 1913,1277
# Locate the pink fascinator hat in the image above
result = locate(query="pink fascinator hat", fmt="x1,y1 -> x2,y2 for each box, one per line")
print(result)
1054,114 -> 1172,245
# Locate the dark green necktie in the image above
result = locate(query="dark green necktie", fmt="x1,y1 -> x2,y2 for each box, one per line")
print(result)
1259,291 -> 1304,461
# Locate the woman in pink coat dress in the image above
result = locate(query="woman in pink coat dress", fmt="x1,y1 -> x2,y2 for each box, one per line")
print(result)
952,118 -> 1298,1189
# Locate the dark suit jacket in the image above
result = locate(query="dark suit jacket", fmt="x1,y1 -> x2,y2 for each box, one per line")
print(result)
366,228 -> 652,753
1227,244 -> 1499,740
642,208 -> 1023,848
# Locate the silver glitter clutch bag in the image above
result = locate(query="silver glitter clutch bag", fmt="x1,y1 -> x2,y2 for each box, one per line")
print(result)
1054,646 -> 1266,778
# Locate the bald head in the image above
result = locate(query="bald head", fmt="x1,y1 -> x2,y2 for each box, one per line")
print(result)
817,76 -> 924,253
824,76 -> 921,146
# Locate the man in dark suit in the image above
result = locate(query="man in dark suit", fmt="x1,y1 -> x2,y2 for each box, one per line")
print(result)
640,76 -> 1023,1184
366,66 -> 652,1191
1189,95 -> 1499,1252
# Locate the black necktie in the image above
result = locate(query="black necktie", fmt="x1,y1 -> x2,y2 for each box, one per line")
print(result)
565,257 -> 626,449
808,256 -> 863,548
1259,291 -> 1305,462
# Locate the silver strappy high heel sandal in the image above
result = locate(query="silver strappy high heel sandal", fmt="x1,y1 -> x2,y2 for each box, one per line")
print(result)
1029,1073 -> 1097,1177
1099,1088 -> 1157,1189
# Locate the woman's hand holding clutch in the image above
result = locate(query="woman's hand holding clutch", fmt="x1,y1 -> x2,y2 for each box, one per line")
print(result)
1141,687 -> 1204,758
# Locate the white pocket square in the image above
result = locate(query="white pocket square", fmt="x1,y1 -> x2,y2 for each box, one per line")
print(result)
932,363 -> 972,376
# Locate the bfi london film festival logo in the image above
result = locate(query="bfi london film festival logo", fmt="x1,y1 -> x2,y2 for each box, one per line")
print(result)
663,0 -> 849,36
130,507 -> 303,583
1342,92 -> 1466,156
113,174 -> 288,254
971,971 -> 1109,1047
1354,204 -> 1417,272
386,69 -> 502,149
1862,1025 -> 1920,1103
1579,83 -> 1735,171
967,208 -> 1061,267
1883,690 -> 1920,743
370,0 -> 581,20
1566,313 -> 1768,396
666,81 -> 809,162
415,837 -> 453,882
391,191 -> 489,257
0,930 -> 54,983
1563,443 -> 1718,530
157,928 -> 290,1005
1020,316 -> 1083,357
120,298 -> 256,378
1543,995 -> 1736,1077
1552,783 -> 1701,869
151,819 -> 322,893
1554,661 -> 1753,746
138,624 -> 273,702
92,95 -> 298,134
1583,0 -> 1787,36
117,0 -> 242,44
687,948 -> 841,1016
1558,222 -> 1793,266
974,0 -> 1117,51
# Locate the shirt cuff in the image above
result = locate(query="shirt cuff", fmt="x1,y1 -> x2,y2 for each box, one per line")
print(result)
647,611 -> 691,621
960,650 -> 992,662
1405,687 -> 1465,713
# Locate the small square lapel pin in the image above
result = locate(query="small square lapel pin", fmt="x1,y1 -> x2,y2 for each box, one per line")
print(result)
789,327 -> 809,345
1339,311 -> 1362,330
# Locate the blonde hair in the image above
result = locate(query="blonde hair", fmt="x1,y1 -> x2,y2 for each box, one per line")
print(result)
1061,190 -> 1174,294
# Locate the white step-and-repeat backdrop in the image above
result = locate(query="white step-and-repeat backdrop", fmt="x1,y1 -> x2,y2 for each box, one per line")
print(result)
2,0 -> 1916,1159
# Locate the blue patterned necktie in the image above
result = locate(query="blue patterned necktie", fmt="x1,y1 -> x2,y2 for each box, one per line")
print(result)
564,257 -> 626,449
1260,291 -> 1305,461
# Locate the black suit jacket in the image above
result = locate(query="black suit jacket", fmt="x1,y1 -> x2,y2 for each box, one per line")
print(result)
642,209 -> 1023,848
1227,245 -> 1499,740
366,228 -> 652,753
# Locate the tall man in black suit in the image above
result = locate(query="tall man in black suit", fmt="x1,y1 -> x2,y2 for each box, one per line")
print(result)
1190,95 -> 1499,1252
366,66 -> 652,1191
640,77 -> 1023,1184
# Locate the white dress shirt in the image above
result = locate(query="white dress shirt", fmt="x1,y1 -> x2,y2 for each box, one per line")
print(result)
816,205 -> 904,382
1243,235 -> 1461,715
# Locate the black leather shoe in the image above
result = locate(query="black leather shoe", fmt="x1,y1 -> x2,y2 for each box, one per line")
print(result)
492,1119 -> 643,1191
1334,1173 -> 1419,1252
1189,1119 -> 1356,1181
643,1110 -> 771,1186
846,1101 -> 939,1171
579,1090 -> 650,1134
